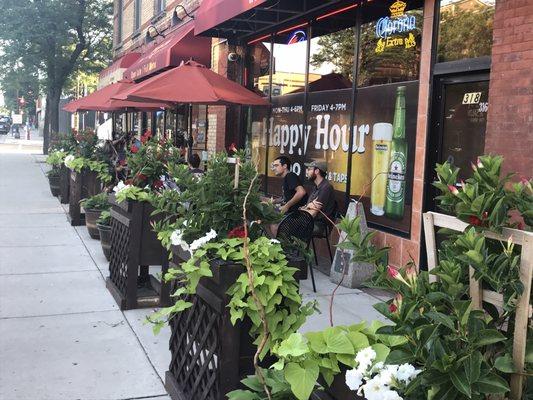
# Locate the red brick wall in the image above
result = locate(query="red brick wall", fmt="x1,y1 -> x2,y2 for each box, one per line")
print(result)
485,0 -> 533,179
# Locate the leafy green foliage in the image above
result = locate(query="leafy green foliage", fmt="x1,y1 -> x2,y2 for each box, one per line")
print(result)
96,210 -> 111,226
80,193 -> 110,211
114,186 -> 154,204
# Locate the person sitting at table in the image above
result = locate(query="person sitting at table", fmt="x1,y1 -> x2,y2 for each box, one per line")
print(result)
188,153 -> 204,177
270,156 -> 308,214
300,160 -> 336,225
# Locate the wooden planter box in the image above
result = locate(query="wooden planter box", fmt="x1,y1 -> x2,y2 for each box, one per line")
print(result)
106,196 -> 170,310
48,173 -> 60,197
59,165 -> 70,204
165,246 -> 257,400
68,169 -> 101,226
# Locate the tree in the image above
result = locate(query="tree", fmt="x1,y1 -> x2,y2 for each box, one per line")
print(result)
0,0 -> 112,152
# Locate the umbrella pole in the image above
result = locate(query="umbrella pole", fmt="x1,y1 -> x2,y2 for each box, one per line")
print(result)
188,104 -> 193,161
163,109 -> 167,139
111,112 -> 116,140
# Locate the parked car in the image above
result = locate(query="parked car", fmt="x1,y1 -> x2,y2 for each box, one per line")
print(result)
0,116 -> 11,135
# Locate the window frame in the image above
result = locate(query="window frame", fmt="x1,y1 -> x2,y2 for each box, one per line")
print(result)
134,0 -> 142,33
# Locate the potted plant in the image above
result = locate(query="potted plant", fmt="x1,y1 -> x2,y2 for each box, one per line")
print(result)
46,168 -> 61,197
47,132 -> 78,204
64,129 -> 113,225
106,133 -> 183,310
80,193 -> 110,239
96,210 -> 111,261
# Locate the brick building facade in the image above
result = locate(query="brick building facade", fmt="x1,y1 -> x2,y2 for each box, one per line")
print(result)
107,0 -> 533,268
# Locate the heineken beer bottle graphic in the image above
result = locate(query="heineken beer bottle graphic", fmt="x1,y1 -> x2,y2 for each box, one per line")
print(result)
385,86 -> 407,220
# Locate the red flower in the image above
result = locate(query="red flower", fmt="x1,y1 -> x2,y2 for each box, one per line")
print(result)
119,159 -> 127,166
387,265 -> 399,279
228,143 -> 237,153
134,173 -> 147,182
448,185 -> 459,196
141,130 -> 152,144
130,145 -> 139,154
389,303 -> 398,313
152,179 -> 164,190
125,179 -> 133,185
469,215 -> 482,226
228,225 -> 246,238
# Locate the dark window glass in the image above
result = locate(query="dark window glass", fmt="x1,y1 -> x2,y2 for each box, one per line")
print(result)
358,3 -> 423,87
134,0 -> 142,32
437,0 -> 495,62
116,0 -> 123,44
155,0 -> 165,14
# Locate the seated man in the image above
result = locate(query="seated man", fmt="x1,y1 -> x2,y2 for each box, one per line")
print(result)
301,160 -> 336,224
271,156 -> 308,214
188,153 -> 204,177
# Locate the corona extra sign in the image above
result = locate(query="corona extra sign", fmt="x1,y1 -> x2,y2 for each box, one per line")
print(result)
374,0 -> 417,52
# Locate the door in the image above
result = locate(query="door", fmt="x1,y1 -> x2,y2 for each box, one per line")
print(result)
425,74 -> 490,212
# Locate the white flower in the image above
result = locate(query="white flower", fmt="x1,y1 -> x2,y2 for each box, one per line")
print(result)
113,181 -> 131,193
170,228 -> 190,252
375,364 -> 398,387
189,229 -> 217,253
345,368 -> 363,391
396,363 -> 420,384
64,154 -> 75,167
381,389 -> 403,400
270,238 -> 280,244
359,377 -> 388,400
355,347 -> 376,372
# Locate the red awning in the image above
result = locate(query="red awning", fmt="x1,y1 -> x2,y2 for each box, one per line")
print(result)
123,22 -> 211,81
194,0 -> 268,36
98,53 -> 141,82
114,60 -> 269,106
63,81 -> 167,112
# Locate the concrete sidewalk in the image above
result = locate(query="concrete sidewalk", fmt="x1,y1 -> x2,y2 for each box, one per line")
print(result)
0,149 -> 385,400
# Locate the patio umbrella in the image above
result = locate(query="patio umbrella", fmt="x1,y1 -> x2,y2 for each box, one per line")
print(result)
63,80 -> 167,112
112,60 -> 269,106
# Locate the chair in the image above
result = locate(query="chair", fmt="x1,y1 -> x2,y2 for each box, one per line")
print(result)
276,210 -> 316,292
311,201 -> 339,265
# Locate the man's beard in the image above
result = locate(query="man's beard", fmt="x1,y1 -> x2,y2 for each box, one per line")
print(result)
308,174 -> 316,182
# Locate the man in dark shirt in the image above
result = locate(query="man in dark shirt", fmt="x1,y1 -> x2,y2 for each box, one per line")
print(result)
301,160 -> 336,222
188,153 -> 204,176
271,156 -> 308,214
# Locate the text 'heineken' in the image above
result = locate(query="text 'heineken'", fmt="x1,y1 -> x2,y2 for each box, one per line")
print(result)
385,86 -> 407,220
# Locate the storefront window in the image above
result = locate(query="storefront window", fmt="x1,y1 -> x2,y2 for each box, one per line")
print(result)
358,2 -> 423,87
437,0 -> 494,63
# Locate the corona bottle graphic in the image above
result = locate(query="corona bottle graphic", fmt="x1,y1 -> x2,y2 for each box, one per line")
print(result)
385,86 -> 407,219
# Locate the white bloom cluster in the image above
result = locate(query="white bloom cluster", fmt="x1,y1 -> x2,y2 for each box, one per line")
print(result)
189,229 -> 217,253
269,238 -> 280,244
170,221 -> 190,252
64,154 -> 75,168
345,346 -> 421,400
113,181 -> 131,194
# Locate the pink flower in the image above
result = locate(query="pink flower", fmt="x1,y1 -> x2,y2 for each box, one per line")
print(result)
469,215 -> 482,226
405,265 -> 417,287
476,157 -> 484,169
387,266 -> 411,287
228,142 -> 237,153
448,185 -> 459,195
389,303 -> 398,313
228,225 -> 246,238
130,145 -> 139,154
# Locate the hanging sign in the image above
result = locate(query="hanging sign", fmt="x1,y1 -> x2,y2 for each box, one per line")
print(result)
375,1 -> 418,53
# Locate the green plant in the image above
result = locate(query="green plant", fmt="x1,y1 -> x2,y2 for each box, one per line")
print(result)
46,149 -> 67,167
96,210 -> 111,226
80,193 -> 110,211
151,151 -> 279,248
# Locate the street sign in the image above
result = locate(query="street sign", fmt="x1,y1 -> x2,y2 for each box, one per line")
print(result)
12,114 -> 23,124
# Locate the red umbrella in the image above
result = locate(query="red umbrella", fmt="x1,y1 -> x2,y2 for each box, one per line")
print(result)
63,81 -> 167,112
113,60 -> 269,106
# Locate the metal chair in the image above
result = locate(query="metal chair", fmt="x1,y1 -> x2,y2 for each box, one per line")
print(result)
311,201 -> 338,265
276,210 -> 316,292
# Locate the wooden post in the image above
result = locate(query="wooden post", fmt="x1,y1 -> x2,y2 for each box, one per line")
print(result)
422,213 -> 438,283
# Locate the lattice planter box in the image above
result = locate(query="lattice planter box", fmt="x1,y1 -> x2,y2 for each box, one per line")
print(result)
106,196 -> 170,310
165,245 -> 257,400
423,212 -> 533,400
68,169 -> 101,226
59,165 -> 70,204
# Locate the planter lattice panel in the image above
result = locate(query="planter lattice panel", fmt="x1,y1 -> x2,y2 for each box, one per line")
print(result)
106,197 -> 170,310
108,216 -> 130,297
168,293 -> 222,400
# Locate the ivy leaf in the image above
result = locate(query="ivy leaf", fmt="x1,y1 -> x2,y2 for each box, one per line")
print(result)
305,332 -> 328,354
371,343 -> 390,363
346,331 -> 369,352
277,333 -> 309,358
323,328 -> 354,354
284,360 -> 319,400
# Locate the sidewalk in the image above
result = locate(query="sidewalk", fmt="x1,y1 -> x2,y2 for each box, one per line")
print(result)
0,149 -> 385,399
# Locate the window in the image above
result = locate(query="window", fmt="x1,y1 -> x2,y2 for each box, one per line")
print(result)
116,0 -> 123,44
437,0 -> 495,62
155,0 -> 165,15
134,0 -> 142,32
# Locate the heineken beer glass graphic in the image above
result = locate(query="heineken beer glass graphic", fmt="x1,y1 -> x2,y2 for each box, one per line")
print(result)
385,86 -> 407,219
370,123 -> 393,216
